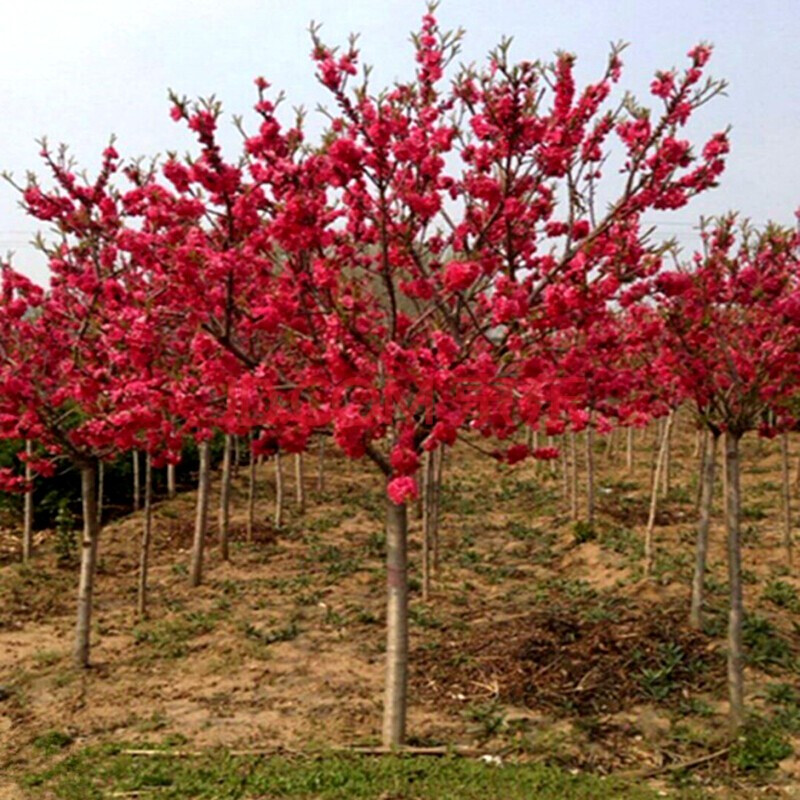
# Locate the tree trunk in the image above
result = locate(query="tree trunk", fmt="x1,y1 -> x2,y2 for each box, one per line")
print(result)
233,435 -> 241,479
626,426 -> 634,474
569,432 -> 578,521
644,412 -> 674,576
22,440 -> 33,562
247,434 -> 256,543
137,453 -> 153,618
421,450 -> 433,601
780,432 -> 793,565
661,411 -> 673,497
316,436 -> 326,494
219,434 -> 232,561
295,452 -> 305,514
382,499 -> 409,747
167,463 -> 176,500
96,460 -> 104,529
690,431 -> 718,629
724,430 -> 745,730
695,429 -> 709,512
74,461 -> 100,668
432,446 -> 444,576
560,437 -> 568,501
274,450 -> 284,529
532,429 -> 540,476
132,450 -> 140,512
585,422 -> 595,528
189,440 -> 211,587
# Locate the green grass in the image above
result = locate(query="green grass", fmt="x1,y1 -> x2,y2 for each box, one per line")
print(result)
20,745 -> 678,799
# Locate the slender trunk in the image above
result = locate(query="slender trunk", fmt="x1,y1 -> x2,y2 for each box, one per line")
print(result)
132,450 -> 140,513
795,450 -> 800,491
189,440 -> 211,587
137,454 -> 153,618
421,450 -> 433,602
690,432 -> 718,629
626,426 -> 634,475
233,435 -> 241,480
295,452 -> 305,514
274,450 -> 284,529
316,436 -> 325,494
661,412 -> 673,497
560,437 -> 568,501
644,412 -> 674,576
725,431 -> 744,730
74,461 -> 99,668
695,429 -> 709,512
167,463 -> 176,500
219,434 -> 232,561
432,446 -> 444,576
382,499 -> 409,747
532,429 -> 540,476
22,440 -> 34,562
569,432 -> 578,521
780,432 -> 793,565
96,461 -> 104,529
693,428 -> 702,458
247,433 -> 256,543
722,437 -> 728,509
585,422 -> 595,528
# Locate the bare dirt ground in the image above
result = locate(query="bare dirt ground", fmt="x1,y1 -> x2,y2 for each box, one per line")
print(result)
1,418 -> 799,797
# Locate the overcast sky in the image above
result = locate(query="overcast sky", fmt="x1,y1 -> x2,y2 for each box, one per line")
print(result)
2,0 -> 798,283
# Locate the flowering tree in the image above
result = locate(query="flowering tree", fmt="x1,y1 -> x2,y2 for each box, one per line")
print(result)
653,214 -> 800,728
0,147 -> 184,665
8,9 -> 730,744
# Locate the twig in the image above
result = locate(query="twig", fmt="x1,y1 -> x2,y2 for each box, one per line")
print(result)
620,747 -> 730,778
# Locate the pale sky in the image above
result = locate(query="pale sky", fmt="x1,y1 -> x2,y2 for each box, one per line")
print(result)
2,0 -> 798,283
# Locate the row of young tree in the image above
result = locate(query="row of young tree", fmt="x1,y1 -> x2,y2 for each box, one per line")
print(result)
1,8 -> 798,745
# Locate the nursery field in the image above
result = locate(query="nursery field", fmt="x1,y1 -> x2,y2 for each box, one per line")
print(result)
1,419 -> 799,799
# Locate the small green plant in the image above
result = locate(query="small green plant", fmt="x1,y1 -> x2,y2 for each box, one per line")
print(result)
572,520 -> 596,544
133,612 -> 217,659
33,729 -> 73,754
242,620 -> 300,646
763,579 -> 800,612
743,614 -> 797,672
637,642 -> 686,701
409,604 -> 444,630
730,720 -> 792,775
465,701 -> 506,741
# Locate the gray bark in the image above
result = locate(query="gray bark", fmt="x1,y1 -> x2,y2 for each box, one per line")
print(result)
219,434 -> 232,561
137,454 -> 153,618
22,440 -> 33,562
247,433 -> 256,543
569,432 -> 578,520
74,461 -> 100,668
585,422 -> 595,527
132,450 -> 140,512
644,412 -> 673,576
295,452 -> 305,514
382,499 -> 409,747
316,436 -> 325,494
274,450 -> 284,529
167,462 -> 176,499
189,440 -> 211,587
724,430 -> 745,729
780,433 -> 793,565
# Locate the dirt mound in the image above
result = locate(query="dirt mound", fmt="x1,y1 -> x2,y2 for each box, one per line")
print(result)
414,600 -> 722,716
